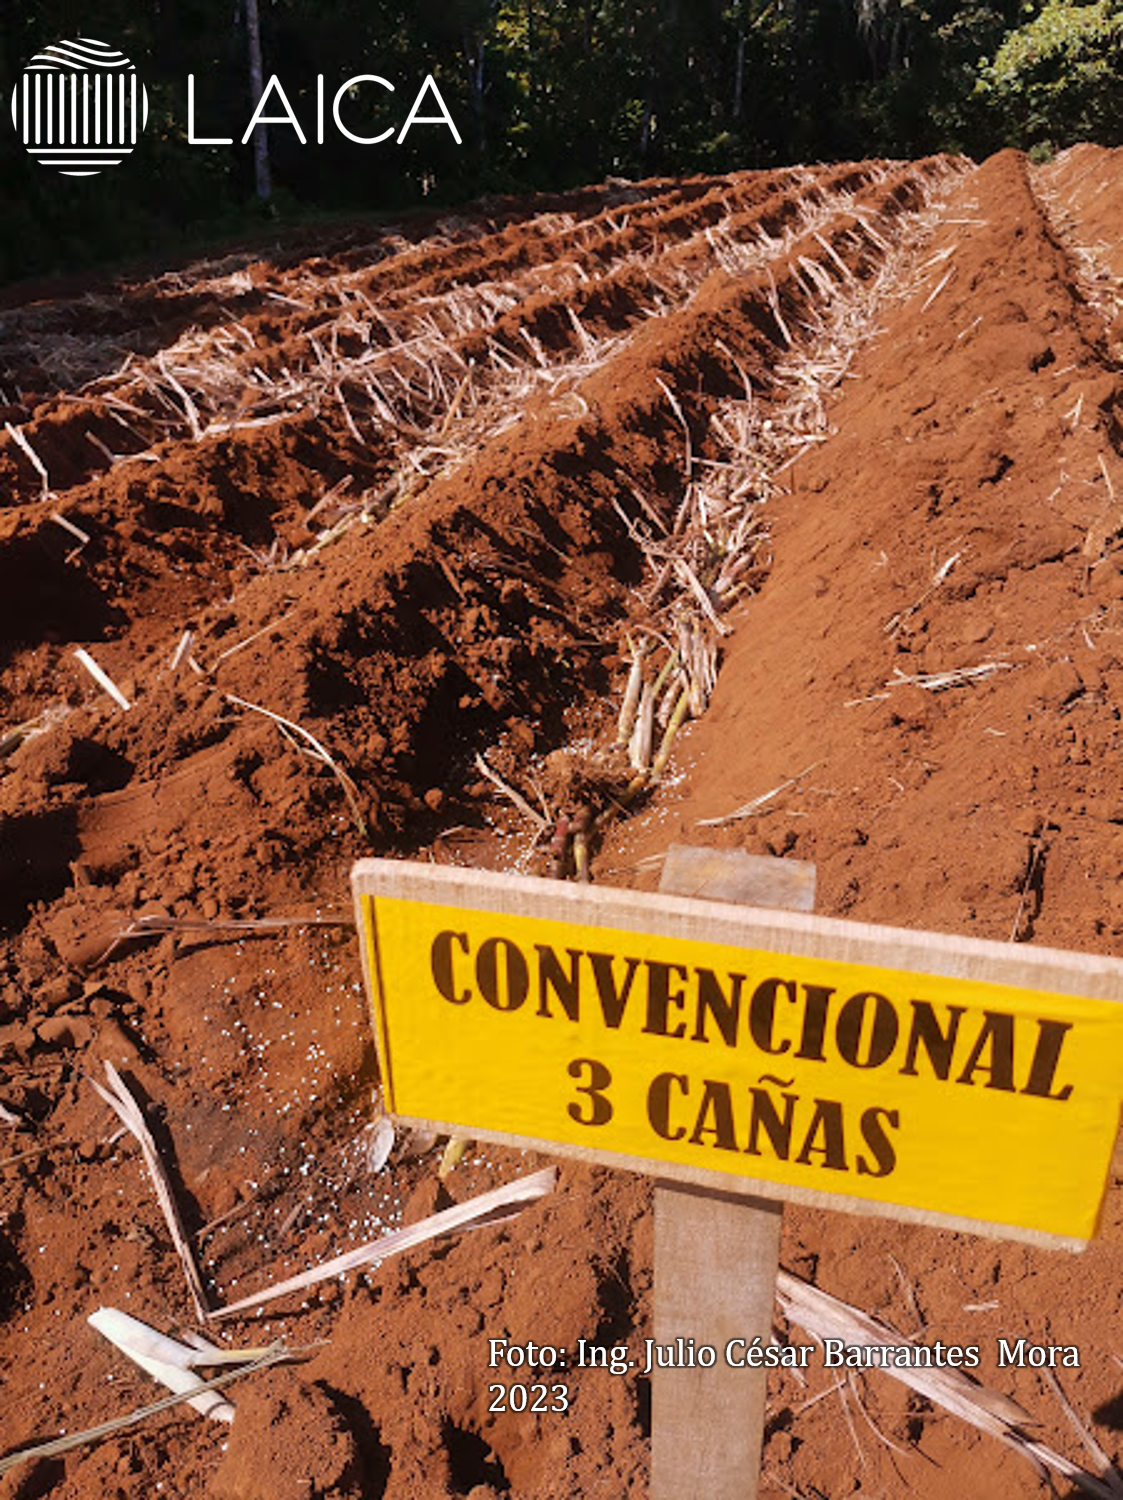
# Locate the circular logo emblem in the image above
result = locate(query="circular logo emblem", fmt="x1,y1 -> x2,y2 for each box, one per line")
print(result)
10,37 -> 148,176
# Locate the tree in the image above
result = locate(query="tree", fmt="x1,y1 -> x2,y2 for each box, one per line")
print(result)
243,0 -> 272,198
978,1 -> 1123,147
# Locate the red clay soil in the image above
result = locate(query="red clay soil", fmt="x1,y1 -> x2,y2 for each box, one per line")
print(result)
0,146 -> 1120,1500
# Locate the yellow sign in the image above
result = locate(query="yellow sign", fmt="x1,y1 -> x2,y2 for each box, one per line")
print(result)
353,861 -> 1123,1246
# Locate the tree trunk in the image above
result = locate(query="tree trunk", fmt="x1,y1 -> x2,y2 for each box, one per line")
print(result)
244,0 -> 271,200
639,73 -> 656,163
889,16 -> 905,73
527,0 -> 537,120
733,25 -> 746,120
468,33 -> 486,153
463,0 -> 499,157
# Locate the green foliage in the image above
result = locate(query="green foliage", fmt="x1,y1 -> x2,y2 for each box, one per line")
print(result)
977,1 -> 1123,146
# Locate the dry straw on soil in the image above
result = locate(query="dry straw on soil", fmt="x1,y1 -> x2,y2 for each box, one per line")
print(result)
777,1273 -> 1123,1500
611,159 -> 970,796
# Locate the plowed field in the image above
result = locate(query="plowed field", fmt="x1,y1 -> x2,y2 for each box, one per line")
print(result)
0,146 -> 1120,1500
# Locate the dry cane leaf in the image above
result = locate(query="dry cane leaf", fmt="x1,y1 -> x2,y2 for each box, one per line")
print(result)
776,1270 -> 1121,1500
213,1167 -> 556,1320
88,1063 -> 210,1323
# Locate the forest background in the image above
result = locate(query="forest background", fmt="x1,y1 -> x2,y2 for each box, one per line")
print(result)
1,0 -> 1121,287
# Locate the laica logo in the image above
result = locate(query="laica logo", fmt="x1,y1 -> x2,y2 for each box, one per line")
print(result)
10,37 -> 148,177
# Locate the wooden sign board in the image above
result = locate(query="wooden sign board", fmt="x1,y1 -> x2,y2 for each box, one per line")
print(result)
351,857 -> 1123,1249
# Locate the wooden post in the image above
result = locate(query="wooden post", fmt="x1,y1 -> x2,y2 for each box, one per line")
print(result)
652,846 -> 816,1500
